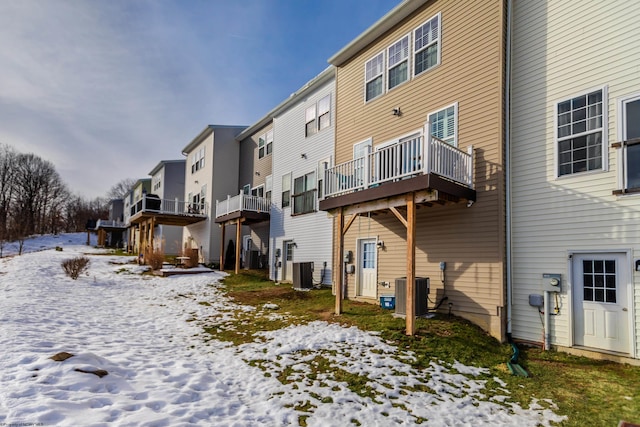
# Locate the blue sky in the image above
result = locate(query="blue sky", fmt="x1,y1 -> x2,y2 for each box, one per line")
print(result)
0,0 -> 398,198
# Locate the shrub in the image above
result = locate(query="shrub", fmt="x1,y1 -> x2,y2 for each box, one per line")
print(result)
145,248 -> 166,270
61,256 -> 90,280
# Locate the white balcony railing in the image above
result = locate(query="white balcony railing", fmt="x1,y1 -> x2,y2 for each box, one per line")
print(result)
95,219 -> 126,229
216,193 -> 271,218
130,196 -> 208,218
323,134 -> 473,199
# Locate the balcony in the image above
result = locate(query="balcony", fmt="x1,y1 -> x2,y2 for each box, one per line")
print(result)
95,219 -> 126,230
319,134 -> 475,212
129,195 -> 208,226
215,193 -> 271,224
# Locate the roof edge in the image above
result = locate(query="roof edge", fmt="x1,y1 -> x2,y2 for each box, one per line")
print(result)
235,66 -> 335,141
328,0 -> 428,66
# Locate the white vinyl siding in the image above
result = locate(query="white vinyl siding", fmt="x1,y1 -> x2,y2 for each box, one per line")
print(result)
270,75 -> 335,286
510,1 -> 640,358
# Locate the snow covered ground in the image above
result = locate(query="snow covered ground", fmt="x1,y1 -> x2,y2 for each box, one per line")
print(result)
0,233 -> 566,426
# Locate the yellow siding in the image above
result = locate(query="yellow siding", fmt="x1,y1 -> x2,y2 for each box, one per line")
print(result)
333,0 -> 506,339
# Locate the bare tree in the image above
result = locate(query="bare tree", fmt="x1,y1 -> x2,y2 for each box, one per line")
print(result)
0,144 -> 16,256
106,178 -> 137,200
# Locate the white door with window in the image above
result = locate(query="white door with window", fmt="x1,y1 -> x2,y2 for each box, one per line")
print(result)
353,139 -> 372,188
357,238 -> 377,298
573,253 -> 630,354
283,240 -> 295,282
620,95 -> 640,190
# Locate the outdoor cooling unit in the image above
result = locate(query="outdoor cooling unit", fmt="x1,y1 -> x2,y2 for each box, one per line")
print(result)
293,262 -> 313,289
394,277 -> 430,316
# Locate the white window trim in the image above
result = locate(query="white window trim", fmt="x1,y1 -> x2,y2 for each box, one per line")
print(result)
387,33 -> 411,92
426,102 -> 458,147
413,12 -> 442,78
252,184 -> 265,197
364,50 -> 385,103
266,130 -> 273,155
353,138 -> 373,159
317,94 -> 331,131
376,129 -> 423,151
554,85 -> 608,180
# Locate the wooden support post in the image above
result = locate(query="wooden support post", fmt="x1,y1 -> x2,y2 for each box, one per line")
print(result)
406,193 -> 416,336
335,208 -> 344,315
219,223 -> 225,271
149,217 -> 155,253
235,219 -> 242,274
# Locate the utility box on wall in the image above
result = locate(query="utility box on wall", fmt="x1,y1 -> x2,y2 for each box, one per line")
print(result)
542,273 -> 562,292
394,277 -> 429,316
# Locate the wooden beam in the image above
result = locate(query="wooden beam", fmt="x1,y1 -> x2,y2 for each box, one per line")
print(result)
341,189 -> 438,217
336,208 -> 344,315
219,223 -> 225,271
406,193 -> 416,336
343,213 -> 358,235
235,219 -> 242,274
389,207 -> 407,228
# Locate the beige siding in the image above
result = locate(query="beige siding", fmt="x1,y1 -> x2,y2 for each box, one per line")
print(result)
239,122 -> 273,192
511,0 -> 640,358
333,0 -> 507,339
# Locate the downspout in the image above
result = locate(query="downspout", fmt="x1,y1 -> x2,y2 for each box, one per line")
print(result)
505,0 -> 514,338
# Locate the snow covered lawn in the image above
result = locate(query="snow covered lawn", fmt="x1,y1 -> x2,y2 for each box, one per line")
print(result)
0,234 -> 565,426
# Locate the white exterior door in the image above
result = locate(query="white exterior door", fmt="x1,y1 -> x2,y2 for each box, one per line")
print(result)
357,238 -> 377,298
283,240 -> 295,282
573,253 -> 630,354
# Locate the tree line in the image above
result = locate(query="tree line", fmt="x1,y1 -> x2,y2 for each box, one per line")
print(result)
0,143 -> 117,255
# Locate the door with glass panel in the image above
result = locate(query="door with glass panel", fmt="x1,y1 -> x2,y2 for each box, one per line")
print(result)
357,238 -> 377,298
573,253 -> 630,354
621,96 -> 640,190
283,240 -> 295,282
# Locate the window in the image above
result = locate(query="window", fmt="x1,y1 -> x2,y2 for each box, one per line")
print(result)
191,147 -> 205,173
281,173 -> 291,208
258,130 -> 274,158
152,174 -> 162,191
292,172 -> 316,215
306,96 -> 331,136
251,185 -> 264,197
428,104 -> 457,146
388,35 -> 409,90
258,135 -> 265,159
266,130 -> 273,155
242,184 -> 251,195
582,259 -> 616,303
414,13 -> 440,76
305,105 -> 317,137
557,89 -> 604,176
365,51 -> 384,102
200,184 -> 206,212
265,175 -> 272,200
318,95 -> 331,131
617,95 -> 640,191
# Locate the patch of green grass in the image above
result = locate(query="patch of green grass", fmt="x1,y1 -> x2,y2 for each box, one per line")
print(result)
201,271 -> 640,426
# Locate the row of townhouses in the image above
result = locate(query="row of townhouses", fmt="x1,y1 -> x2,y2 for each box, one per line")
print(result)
95,0 -> 640,364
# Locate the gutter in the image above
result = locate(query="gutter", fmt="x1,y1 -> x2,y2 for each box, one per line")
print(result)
505,0 -> 513,337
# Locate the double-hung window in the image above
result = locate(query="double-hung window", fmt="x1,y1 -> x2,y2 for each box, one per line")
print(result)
292,172 -> 316,215
617,95 -> 640,192
365,52 -> 384,102
317,95 -> 331,131
258,135 -> 265,158
556,89 -> 605,176
388,35 -> 409,90
414,13 -> 440,76
266,130 -> 273,155
305,104 -> 317,137
428,104 -> 457,146
191,147 -> 205,173
281,173 -> 291,208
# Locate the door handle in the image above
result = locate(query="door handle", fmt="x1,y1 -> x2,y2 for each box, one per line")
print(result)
622,308 -> 628,312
